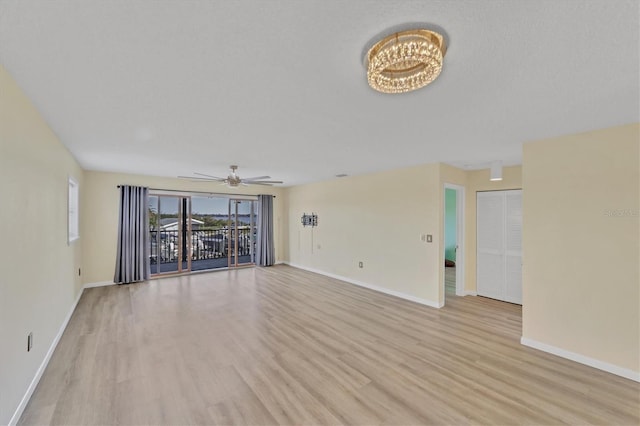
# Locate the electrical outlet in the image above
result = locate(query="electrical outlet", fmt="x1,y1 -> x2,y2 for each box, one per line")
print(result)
27,332 -> 33,352
358,261 -> 363,268
420,234 -> 426,242
426,235 -> 433,243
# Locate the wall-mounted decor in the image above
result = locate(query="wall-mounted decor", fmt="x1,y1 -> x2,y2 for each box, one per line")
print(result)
301,212 -> 318,227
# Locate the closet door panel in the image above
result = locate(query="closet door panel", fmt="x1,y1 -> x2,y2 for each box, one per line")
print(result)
477,193 -> 504,252
505,254 -> 523,304
477,252 -> 504,300
477,192 -> 505,299
477,190 -> 522,304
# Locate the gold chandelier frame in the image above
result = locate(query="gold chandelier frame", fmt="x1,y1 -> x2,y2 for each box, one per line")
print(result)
366,28 -> 447,94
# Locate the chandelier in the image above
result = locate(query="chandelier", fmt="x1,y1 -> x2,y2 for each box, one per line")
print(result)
366,29 -> 446,94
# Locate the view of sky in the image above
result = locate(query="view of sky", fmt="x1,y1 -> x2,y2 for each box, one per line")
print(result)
150,195 -> 254,216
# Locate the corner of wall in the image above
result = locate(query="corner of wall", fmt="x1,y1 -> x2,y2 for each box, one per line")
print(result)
521,123 -> 639,377
0,64 -> 86,425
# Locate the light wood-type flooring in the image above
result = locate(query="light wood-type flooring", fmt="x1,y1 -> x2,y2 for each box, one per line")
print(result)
445,266 -> 456,296
19,265 -> 640,425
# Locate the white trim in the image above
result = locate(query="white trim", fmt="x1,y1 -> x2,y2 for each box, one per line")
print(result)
83,280 -> 115,289
521,337 -> 640,382
286,263 -> 442,309
67,176 -> 79,244
9,290 -> 84,426
464,290 -> 477,296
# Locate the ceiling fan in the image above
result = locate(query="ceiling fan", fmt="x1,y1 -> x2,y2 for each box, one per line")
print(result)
179,165 -> 283,187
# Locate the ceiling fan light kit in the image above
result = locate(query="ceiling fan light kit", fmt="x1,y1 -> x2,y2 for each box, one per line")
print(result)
366,28 -> 446,94
226,165 -> 241,187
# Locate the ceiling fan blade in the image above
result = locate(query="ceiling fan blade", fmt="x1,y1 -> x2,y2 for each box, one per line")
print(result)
242,176 -> 271,181
178,175 -> 221,181
182,169 -> 281,186
194,172 -> 226,180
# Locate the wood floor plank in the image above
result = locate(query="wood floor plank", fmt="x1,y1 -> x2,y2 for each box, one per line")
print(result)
207,391 -> 278,426
18,265 -> 640,425
233,355 -> 343,425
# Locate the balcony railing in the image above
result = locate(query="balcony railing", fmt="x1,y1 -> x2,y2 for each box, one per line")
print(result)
150,227 -> 254,264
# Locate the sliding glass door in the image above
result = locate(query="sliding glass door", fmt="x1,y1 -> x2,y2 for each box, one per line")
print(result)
149,195 -> 191,275
149,194 -> 257,276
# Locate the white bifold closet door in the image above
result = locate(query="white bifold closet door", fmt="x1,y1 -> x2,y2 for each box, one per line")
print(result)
477,190 -> 522,304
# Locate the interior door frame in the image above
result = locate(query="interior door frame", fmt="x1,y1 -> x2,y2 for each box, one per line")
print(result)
443,183 -> 465,299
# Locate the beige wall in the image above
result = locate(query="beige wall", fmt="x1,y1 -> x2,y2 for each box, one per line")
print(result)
522,123 -> 639,374
286,164 -> 442,305
464,166 -> 522,293
286,162 -> 522,307
0,65 -> 84,424
82,172 -> 287,284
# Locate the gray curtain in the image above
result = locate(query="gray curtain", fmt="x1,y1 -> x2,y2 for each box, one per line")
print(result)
114,185 -> 150,284
256,194 -> 275,266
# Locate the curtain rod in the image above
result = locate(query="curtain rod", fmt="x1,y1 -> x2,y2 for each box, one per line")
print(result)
116,185 -> 275,198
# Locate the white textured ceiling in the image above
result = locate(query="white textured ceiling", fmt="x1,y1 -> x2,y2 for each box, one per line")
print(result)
1,0 -> 638,186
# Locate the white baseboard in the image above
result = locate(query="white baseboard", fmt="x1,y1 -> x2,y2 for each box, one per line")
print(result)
9,289 -> 84,425
521,337 -> 640,382
464,290 -> 477,296
84,280 -> 114,288
285,263 -> 442,309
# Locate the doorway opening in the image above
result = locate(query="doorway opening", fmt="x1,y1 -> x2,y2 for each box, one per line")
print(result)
443,183 -> 465,301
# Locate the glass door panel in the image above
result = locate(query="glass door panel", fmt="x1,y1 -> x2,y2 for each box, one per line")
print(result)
149,195 -> 190,275
229,199 -> 256,267
190,196 -> 229,271
149,195 -> 160,273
